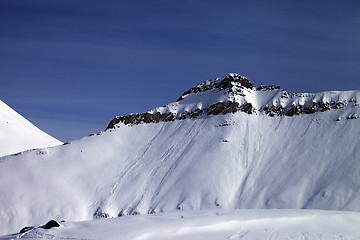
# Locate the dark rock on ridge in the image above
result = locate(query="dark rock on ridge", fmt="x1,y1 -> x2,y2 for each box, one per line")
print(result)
176,74 -> 252,102
19,226 -> 34,233
178,109 -> 204,120
285,105 -> 303,116
107,100 -> 256,129
257,85 -> 281,91
106,74 -> 353,128
207,101 -> 240,115
42,220 -> 60,229
261,101 -> 346,117
241,103 -> 253,114
107,112 -> 177,128
19,220 -> 60,233
94,207 -> 110,219
262,105 -> 285,117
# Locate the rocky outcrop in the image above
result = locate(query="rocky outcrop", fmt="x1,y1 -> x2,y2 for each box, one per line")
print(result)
107,101 -> 255,129
207,101 -> 240,115
178,109 -> 204,120
19,226 -> 34,233
107,112 -> 176,128
261,101 -> 347,117
285,105 -> 303,116
262,106 -> 285,117
257,85 -> 281,91
176,74 -> 252,102
42,220 -> 60,229
19,220 -> 60,234
241,103 -> 253,114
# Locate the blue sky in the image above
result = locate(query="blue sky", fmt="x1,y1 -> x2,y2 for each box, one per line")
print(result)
1,0 -> 359,141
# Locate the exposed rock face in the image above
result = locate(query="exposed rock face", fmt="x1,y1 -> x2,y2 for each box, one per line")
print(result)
261,101 -> 347,117
176,74 -> 252,102
241,103 -> 253,114
256,85 -> 280,91
18,220 -> 60,234
94,211 -> 110,219
107,101 -> 252,129
178,109 -> 204,120
106,74 -> 357,129
262,106 -> 285,117
42,220 -> 60,229
285,105 -> 302,116
19,226 -> 33,233
107,112 -> 176,128
207,101 -> 240,115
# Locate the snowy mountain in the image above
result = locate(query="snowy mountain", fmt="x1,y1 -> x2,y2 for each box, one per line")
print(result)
107,74 -> 359,127
0,100 -> 62,157
0,74 -> 359,236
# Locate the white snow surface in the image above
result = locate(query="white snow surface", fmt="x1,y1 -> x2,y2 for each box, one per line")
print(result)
0,100 -> 62,157
1,209 -> 359,240
0,74 -> 359,235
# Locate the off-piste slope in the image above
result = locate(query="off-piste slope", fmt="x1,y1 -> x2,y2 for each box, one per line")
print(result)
0,100 -> 62,157
0,74 -> 359,235
1,210 -> 360,240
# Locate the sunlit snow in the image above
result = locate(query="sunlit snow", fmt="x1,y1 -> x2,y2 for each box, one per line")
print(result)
0,100 -> 62,157
0,74 -> 359,239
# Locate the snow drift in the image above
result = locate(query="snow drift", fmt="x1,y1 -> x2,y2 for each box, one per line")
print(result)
2,210 -> 360,240
0,74 -> 359,235
0,100 -> 61,157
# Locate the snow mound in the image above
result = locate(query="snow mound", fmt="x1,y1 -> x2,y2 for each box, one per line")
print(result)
0,100 -> 62,157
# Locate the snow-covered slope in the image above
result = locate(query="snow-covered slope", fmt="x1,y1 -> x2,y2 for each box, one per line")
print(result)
0,100 -> 62,157
0,74 -> 359,235
1,210 -> 359,240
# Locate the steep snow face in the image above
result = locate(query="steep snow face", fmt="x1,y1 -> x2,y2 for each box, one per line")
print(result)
0,74 -> 359,235
107,73 -> 359,127
0,100 -> 62,157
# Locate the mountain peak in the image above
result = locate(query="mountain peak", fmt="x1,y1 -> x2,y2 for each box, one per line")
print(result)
176,73 -> 253,102
0,100 -> 62,156
106,74 -> 359,129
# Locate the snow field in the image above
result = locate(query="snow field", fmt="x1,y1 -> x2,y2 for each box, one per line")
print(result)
1,210 -> 359,240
